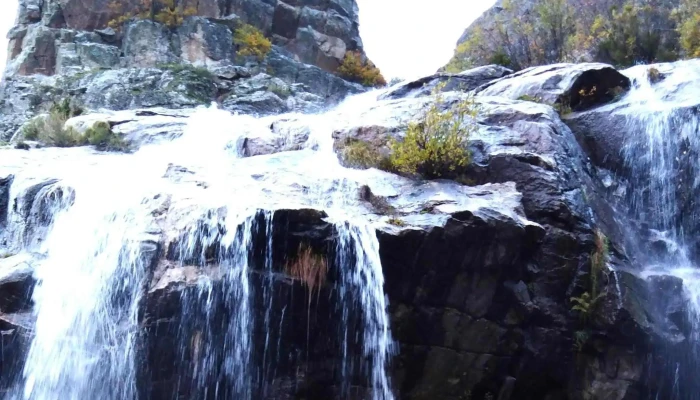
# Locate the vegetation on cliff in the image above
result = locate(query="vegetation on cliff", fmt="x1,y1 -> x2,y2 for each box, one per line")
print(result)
389,86 -> 477,179
337,51 -> 387,87
22,99 -> 127,151
233,24 -> 272,60
108,0 -> 197,29
445,0 -> 699,72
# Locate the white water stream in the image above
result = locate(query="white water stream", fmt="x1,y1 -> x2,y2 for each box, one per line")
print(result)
620,60 -> 700,399
1,88 -> 402,399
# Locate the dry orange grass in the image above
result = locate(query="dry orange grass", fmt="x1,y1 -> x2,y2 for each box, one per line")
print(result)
285,243 -> 328,296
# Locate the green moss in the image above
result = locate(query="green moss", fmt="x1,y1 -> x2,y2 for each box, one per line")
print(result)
160,63 -> 216,103
268,82 -> 291,99
84,121 -> 129,152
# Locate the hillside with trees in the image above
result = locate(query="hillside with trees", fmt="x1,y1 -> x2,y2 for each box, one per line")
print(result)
444,0 -> 700,71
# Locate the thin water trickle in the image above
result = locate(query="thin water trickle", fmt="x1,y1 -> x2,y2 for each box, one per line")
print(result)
619,60 -> 700,399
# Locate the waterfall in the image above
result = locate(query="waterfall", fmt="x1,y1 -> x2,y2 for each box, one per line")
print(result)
619,60 -> 700,399
3,90 -> 397,398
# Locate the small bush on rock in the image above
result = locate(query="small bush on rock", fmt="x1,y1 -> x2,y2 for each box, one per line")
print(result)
570,229 -> 608,323
234,24 -> 272,60
337,51 -> 386,87
38,110 -> 84,148
387,217 -> 406,227
84,121 -> 129,152
390,88 -> 478,179
341,139 -> 390,170
108,0 -> 196,29
22,118 -> 43,141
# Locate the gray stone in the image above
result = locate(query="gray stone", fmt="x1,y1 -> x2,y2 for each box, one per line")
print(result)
76,42 -> 121,69
382,64 -> 513,100
222,91 -> 288,115
477,63 -> 631,111
122,20 -> 178,68
177,17 -> 234,66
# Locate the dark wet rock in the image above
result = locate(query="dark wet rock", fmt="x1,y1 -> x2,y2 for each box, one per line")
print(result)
477,63 -> 631,111
0,254 -> 35,313
0,176 -> 13,227
0,310 -> 32,390
382,65 -> 512,100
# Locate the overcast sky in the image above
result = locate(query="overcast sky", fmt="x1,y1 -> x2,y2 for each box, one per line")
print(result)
0,0 -> 495,80
357,0 -> 495,80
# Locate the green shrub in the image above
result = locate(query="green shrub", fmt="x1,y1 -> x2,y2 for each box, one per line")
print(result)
337,51 -> 386,87
341,139 -> 390,170
390,89 -> 478,179
22,117 -> 43,140
570,229 -> 608,323
677,0 -> 700,58
37,110 -> 84,147
488,51 -> 513,68
22,98 -> 86,146
233,24 -> 272,60
50,98 -> 83,119
84,121 -> 129,152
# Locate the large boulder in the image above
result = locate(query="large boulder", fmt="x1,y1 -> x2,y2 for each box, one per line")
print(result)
477,63 -> 631,111
382,65 -> 513,100
123,20 -> 179,68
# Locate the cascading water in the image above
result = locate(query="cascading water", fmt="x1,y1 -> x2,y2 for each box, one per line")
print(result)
618,60 -> 700,399
2,88 -> 400,398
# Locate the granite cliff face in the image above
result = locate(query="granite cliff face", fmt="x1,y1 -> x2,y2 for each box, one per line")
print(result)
0,0 -> 370,141
1,1 -> 700,399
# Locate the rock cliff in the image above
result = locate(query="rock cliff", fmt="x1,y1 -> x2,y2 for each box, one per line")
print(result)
0,0 -> 371,141
1,1 -> 699,399
1,57 -> 698,398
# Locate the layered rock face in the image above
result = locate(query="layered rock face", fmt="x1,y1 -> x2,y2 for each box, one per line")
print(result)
11,0 -> 363,74
0,0 -> 368,140
1,56 -> 698,399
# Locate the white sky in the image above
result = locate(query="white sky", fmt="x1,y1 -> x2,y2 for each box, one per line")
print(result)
357,0 -> 496,80
0,1 -> 495,81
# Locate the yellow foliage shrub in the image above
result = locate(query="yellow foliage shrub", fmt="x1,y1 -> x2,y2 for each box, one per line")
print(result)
107,0 -> 196,29
336,51 -> 386,87
233,24 -> 272,60
390,85 -> 478,179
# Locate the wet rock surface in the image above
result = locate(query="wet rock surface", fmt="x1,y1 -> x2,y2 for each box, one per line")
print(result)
477,63 -> 631,111
0,26 -> 695,398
